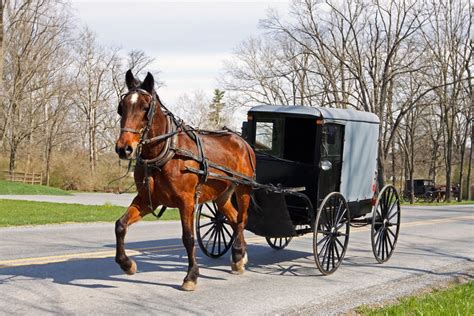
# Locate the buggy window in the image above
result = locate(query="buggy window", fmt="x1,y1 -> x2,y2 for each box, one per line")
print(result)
254,120 -> 282,156
255,122 -> 273,150
323,125 -> 343,158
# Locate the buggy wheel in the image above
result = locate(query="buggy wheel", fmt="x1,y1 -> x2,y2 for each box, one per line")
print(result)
371,185 -> 401,263
313,192 -> 350,275
196,201 -> 235,258
265,237 -> 292,250
423,191 -> 435,203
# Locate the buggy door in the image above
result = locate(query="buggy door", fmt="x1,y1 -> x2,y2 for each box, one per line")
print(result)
317,123 -> 344,203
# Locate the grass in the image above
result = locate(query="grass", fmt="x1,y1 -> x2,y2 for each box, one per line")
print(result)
0,180 -> 70,195
401,199 -> 474,206
0,199 -> 180,227
357,281 -> 474,315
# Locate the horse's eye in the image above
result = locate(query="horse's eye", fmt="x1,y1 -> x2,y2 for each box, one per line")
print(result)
117,105 -> 123,116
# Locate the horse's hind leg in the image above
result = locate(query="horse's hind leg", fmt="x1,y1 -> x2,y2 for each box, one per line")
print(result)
115,200 -> 151,275
230,185 -> 251,274
178,199 -> 199,291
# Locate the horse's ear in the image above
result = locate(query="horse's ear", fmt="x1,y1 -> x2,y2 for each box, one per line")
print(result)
125,69 -> 140,90
141,72 -> 154,93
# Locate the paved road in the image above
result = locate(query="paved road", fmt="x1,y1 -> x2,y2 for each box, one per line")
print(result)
0,192 -> 136,207
0,205 -> 472,315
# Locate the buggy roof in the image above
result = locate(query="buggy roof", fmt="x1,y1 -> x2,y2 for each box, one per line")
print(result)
249,105 -> 379,124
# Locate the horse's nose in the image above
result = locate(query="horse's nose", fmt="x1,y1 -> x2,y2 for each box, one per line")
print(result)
115,144 -> 133,159
124,145 -> 133,156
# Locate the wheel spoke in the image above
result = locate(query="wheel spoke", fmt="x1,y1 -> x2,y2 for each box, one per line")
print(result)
201,223 -> 216,240
386,201 -> 397,218
384,234 -> 389,259
200,213 -> 214,220
334,238 -> 341,261
221,222 -> 233,239
386,229 -> 394,250
198,221 -> 214,229
330,240 -> 336,269
381,231 -> 385,260
205,203 -> 217,216
388,208 -> 400,221
319,235 -> 331,258
336,219 -> 348,230
376,229 -> 383,256
205,227 -> 217,249
326,240 -> 331,271
387,227 -> 396,239
335,236 -> 345,250
220,226 -> 227,247
211,226 -> 219,254
317,234 -> 331,246
335,207 -> 347,227
217,225 -> 221,254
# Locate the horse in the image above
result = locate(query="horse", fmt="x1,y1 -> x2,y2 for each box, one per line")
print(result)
114,70 -> 256,291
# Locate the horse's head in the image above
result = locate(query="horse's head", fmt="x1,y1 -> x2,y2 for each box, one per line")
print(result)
115,70 -> 156,160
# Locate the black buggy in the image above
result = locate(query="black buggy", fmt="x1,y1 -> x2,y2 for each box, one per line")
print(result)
195,105 -> 401,275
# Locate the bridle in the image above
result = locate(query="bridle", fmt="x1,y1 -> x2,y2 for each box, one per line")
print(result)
118,88 -> 181,166
119,88 -> 157,138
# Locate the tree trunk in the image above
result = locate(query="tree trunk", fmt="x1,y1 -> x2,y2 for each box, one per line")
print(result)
0,0 -> 4,98
410,121 -> 415,204
458,122 -> 469,201
9,144 -> 17,172
445,135 -> 453,202
458,145 -> 465,202
467,123 -> 473,201
45,145 -> 52,186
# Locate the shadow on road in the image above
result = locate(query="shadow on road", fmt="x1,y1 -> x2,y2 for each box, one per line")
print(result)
0,238 -> 315,290
1,237 -> 472,290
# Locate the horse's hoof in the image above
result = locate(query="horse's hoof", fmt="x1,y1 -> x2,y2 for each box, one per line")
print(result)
181,280 -> 197,291
231,264 -> 245,275
231,260 -> 246,275
230,252 -> 248,274
125,260 -> 137,275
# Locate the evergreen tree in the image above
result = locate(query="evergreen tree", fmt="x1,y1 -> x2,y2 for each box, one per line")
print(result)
208,89 -> 225,128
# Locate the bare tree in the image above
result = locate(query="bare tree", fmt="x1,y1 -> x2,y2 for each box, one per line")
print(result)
73,28 -> 120,174
260,0 -> 430,186
0,0 -> 4,99
420,0 -> 472,201
2,0 -> 72,172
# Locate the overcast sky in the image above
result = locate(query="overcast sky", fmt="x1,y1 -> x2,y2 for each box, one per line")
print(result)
71,0 -> 289,105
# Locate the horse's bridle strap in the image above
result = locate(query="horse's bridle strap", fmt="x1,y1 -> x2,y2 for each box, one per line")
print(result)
121,127 -> 142,134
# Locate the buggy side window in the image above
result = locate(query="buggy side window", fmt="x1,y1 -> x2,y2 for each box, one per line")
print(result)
255,122 -> 274,151
254,119 -> 283,157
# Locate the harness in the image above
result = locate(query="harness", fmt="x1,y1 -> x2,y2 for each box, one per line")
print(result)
119,88 -> 255,218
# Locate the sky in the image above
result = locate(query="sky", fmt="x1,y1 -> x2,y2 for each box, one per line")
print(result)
70,0 -> 289,106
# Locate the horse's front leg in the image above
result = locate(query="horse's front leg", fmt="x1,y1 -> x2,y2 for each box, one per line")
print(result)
115,199 -> 151,275
179,201 -> 199,291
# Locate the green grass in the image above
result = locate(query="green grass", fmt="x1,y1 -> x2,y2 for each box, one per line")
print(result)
401,200 -> 474,206
0,199 -> 180,227
0,180 -> 70,195
358,281 -> 474,315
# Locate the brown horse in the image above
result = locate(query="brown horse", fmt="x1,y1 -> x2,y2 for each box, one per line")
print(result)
114,70 -> 256,291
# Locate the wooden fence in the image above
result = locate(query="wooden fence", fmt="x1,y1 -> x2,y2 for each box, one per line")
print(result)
3,171 -> 43,185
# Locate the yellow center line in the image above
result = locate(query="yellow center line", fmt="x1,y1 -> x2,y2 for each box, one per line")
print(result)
0,215 -> 471,268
